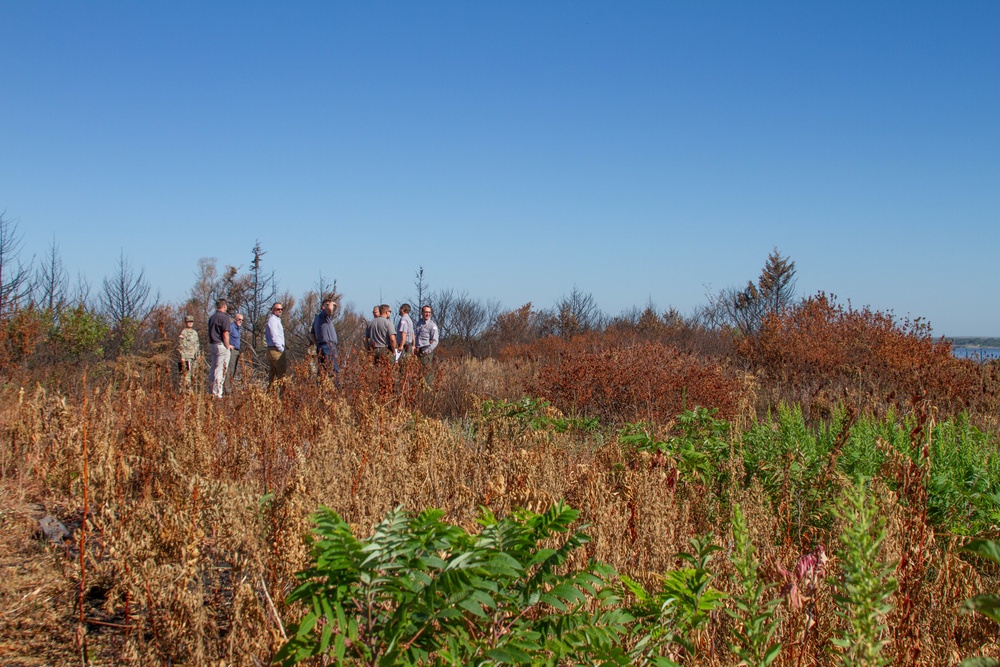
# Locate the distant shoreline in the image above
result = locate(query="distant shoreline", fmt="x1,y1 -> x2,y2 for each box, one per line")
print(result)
948,337 -> 1000,348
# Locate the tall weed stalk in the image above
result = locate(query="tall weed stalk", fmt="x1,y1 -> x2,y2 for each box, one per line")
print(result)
831,478 -> 897,667
726,502 -> 781,667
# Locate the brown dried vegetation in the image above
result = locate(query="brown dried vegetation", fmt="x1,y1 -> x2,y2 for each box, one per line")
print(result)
1,294 -> 1000,664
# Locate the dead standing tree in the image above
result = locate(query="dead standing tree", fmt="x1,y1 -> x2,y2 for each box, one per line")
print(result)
187,258 -> 224,326
414,266 -> 429,309
244,241 -> 277,352
0,212 -> 32,318
33,236 -> 70,314
711,247 -> 797,337
540,286 -> 603,338
99,251 -> 158,356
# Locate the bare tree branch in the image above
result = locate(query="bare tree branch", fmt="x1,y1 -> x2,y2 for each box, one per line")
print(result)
0,211 -> 32,316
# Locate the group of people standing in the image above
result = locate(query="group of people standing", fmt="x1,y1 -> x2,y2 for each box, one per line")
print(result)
363,303 -> 440,377
177,298 -> 252,397
177,297 -> 440,395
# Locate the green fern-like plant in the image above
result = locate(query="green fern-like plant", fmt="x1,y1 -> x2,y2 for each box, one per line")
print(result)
275,502 -> 630,666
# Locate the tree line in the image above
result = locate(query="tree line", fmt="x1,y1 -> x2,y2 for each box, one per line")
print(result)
0,209 -> 800,373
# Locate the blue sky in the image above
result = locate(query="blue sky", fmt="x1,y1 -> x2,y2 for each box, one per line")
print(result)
2,2 -> 998,335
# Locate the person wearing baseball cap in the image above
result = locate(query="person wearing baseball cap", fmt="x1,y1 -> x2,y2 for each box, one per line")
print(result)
177,314 -> 200,392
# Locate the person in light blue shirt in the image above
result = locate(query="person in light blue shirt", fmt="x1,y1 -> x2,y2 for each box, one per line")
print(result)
265,302 -> 287,386
414,305 -> 439,384
396,303 -> 414,358
225,312 -> 243,393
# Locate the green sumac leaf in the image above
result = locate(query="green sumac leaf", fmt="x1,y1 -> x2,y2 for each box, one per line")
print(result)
763,643 -> 782,666
298,612 -> 317,638
962,659 -> 1000,667
319,623 -> 332,653
486,645 -> 533,664
963,594 -> 1000,624
962,539 -> 1000,567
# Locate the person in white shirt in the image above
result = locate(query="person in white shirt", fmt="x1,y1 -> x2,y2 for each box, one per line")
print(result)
265,302 -> 287,387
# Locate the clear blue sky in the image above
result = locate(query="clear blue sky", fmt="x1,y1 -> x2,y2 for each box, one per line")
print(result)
2,2 -> 998,336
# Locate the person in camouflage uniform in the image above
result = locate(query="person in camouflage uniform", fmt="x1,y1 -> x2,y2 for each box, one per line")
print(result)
177,314 -> 201,392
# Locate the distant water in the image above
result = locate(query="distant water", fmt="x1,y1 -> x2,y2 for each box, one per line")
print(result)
952,346 -> 1000,361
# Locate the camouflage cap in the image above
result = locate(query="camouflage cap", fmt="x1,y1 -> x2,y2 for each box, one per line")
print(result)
184,315 -> 195,323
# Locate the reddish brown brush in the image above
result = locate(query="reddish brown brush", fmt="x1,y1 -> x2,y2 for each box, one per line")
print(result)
740,292 -> 999,423
506,333 -> 742,424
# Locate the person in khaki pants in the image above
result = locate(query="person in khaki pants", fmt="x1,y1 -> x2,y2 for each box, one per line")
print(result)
264,302 -> 287,386
207,299 -> 231,398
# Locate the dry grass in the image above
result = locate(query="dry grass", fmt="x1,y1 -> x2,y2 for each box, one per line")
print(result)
0,354 -> 998,665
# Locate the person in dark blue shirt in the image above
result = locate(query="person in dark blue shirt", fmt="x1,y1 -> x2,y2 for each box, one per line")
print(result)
225,312 -> 243,393
207,299 -> 231,398
310,297 -> 339,377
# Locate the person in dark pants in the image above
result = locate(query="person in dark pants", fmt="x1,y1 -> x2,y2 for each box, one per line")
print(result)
310,297 -> 340,378
225,312 -> 243,394
413,305 -> 439,385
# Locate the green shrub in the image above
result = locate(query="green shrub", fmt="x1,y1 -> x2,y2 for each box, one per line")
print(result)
480,396 -> 599,437
621,535 -> 726,664
743,407 -> 1000,536
620,407 -> 730,486
276,502 -> 630,666
741,404 -> 844,538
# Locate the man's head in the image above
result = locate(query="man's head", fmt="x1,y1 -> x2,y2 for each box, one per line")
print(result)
421,306 -> 432,321
216,298 -> 228,312
379,304 -> 391,317
372,306 -> 380,319
184,315 -> 195,326
400,303 -> 411,315
233,313 -> 244,327
272,302 -> 284,316
322,297 -> 337,316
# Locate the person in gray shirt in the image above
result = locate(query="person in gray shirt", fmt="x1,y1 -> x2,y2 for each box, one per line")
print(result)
368,304 -> 397,365
396,303 -> 414,358
364,305 -> 381,350
413,304 -> 439,383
